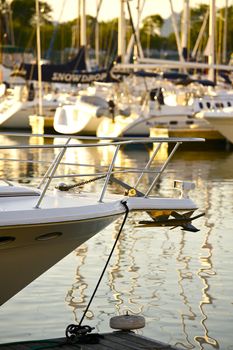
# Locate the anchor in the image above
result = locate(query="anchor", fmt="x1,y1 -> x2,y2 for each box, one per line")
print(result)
110,176 -> 205,232
137,211 -> 205,232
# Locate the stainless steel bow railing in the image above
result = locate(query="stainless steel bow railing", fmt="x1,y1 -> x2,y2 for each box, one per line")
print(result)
0,132 -> 205,208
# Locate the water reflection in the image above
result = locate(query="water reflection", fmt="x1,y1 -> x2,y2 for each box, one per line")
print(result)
64,215 -> 147,330
52,138 -> 157,196
195,191 -> 218,349
0,135 -> 232,349
60,146 -> 233,350
0,135 -> 55,184
65,245 -> 90,324
108,217 -> 145,316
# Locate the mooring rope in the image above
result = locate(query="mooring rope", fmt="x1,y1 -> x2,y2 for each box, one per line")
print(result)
65,201 -> 129,342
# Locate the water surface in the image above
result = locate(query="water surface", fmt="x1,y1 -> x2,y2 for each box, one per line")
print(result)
0,135 -> 232,350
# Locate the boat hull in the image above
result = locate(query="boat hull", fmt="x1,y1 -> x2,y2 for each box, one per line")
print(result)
97,115 -> 150,137
0,213 -> 121,306
0,102 -> 57,129
204,114 -> 233,144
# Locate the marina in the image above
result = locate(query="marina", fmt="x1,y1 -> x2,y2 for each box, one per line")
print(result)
0,0 -> 233,349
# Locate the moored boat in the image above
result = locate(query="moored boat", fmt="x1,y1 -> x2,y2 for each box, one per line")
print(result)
196,106 -> 233,144
0,134 -> 204,306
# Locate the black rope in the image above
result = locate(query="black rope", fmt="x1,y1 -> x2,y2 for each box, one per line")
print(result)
65,201 -> 129,342
79,200 -> 129,326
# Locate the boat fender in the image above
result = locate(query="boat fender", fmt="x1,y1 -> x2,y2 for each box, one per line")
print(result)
110,314 -> 145,330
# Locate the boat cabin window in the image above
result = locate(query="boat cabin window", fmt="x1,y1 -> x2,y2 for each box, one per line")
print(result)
199,102 -> 203,109
227,102 -> 231,107
215,102 -> 223,108
206,102 -> 211,108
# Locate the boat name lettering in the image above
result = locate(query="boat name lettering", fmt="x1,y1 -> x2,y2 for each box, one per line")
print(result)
51,72 -> 107,83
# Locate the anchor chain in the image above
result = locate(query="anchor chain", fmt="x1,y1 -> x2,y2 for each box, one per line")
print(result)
56,174 -> 107,191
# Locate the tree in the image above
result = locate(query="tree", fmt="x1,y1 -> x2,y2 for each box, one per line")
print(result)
189,4 -> 233,63
99,19 -> 118,64
142,14 -> 164,36
11,0 -> 52,27
140,15 -> 164,55
8,0 -> 53,56
0,0 -> 15,46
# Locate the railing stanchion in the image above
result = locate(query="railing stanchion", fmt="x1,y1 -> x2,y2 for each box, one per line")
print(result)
144,142 -> 181,197
98,145 -> 120,203
134,142 -> 162,189
35,138 -> 71,208
37,139 -> 71,189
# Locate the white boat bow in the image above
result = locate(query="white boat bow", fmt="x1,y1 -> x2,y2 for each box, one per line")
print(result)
0,134 -> 204,305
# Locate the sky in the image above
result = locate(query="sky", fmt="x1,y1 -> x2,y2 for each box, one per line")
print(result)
46,0 -> 214,23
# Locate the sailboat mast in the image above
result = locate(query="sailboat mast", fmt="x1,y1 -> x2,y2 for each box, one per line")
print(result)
222,0 -> 228,63
80,0 -> 86,47
125,0 -> 145,62
118,0 -> 126,63
208,0 -> 215,82
79,0 -> 89,69
95,0 -> 103,67
35,0 -> 43,116
181,0 -> 189,60
168,0 -> 185,65
191,9 -> 209,59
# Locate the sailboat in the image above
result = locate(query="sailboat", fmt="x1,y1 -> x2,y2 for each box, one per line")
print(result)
11,46 -> 87,82
94,0 -> 232,140
0,0 -> 82,130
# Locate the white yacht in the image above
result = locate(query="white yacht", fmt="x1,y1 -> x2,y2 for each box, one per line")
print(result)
0,134 -> 204,305
196,106 -> 233,144
97,84 -> 233,139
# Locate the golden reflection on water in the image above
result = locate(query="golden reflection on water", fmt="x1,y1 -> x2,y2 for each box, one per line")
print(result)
0,135 -> 233,349
175,230 -> 197,349
58,145 -> 233,349
195,193 -> 218,350
108,217 -> 145,316
65,245 -> 89,323
65,215 -> 147,329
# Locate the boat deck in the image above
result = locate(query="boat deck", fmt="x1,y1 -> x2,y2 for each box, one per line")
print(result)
0,331 -> 182,350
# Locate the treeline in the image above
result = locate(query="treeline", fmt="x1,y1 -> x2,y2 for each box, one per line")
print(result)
1,0 -> 233,65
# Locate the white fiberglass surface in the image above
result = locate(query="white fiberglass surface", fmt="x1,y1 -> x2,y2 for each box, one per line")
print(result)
0,190 -> 123,209
0,192 -> 125,226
